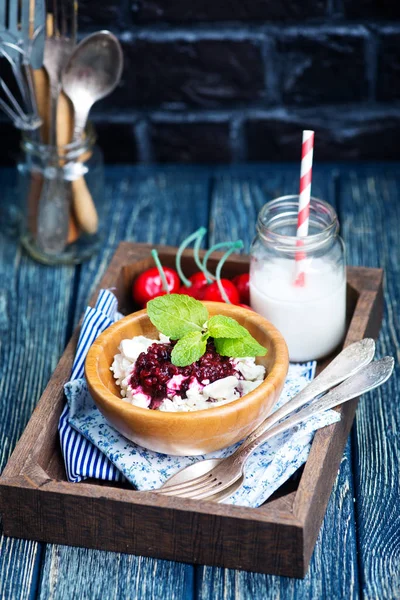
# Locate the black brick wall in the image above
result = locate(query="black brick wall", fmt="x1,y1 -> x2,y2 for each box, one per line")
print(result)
276,28 -> 369,105
3,1 -> 400,163
119,37 -> 266,109
150,119 -> 233,162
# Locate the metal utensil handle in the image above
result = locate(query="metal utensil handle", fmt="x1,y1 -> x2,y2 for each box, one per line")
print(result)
36,173 -> 70,254
72,104 -> 90,143
48,81 -> 60,146
242,338 -> 375,449
232,357 -> 394,468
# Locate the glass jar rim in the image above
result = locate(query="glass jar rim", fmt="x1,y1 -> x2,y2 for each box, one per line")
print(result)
256,195 -> 339,251
20,123 -> 96,161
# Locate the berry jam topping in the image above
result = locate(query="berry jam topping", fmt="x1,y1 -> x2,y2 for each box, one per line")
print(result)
129,340 -> 238,409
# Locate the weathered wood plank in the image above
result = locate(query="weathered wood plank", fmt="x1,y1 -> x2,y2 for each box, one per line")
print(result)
339,169 -> 400,600
197,166 -> 359,597
38,547 -> 193,600
37,166 -> 210,600
0,169 -> 76,600
196,441 -> 358,599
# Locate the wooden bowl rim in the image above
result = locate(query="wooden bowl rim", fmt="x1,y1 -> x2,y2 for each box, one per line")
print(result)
85,302 -> 289,421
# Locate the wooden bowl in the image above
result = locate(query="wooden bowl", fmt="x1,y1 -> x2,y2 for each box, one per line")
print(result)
85,302 -> 289,456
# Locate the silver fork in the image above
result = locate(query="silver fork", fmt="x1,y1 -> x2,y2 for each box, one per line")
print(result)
158,357 -> 394,501
42,0 -> 76,146
159,338 -> 375,493
36,0 -> 77,254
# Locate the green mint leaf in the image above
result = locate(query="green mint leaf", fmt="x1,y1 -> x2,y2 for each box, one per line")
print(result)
147,294 -> 209,339
171,332 -> 207,367
214,334 -> 267,358
207,315 -> 249,339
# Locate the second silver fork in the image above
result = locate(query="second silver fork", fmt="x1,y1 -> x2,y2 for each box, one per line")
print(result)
157,339 -> 376,498
158,356 -> 394,501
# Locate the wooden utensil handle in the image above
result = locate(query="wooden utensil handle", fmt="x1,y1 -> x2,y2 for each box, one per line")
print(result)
71,177 -> 99,234
58,96 -> 99,235
69,141 -> 99,235
56,91 -> 83,244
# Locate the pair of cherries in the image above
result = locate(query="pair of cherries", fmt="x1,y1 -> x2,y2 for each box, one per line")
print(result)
133,267 -> 250,307
180,270 -> 250,306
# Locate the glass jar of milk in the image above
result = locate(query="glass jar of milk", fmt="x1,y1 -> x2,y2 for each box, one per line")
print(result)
250,196 -> 346,362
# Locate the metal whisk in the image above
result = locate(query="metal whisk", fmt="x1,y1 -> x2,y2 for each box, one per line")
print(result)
0,0 -> 45,130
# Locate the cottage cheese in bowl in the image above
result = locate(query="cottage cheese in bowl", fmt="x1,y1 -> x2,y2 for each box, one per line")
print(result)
111,334 -> 266,412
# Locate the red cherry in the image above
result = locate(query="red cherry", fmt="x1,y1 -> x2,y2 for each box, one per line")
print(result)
203,280 -> 240,304
178,281 -> 207,300
189,271 -> 209,286
132,267 -> 180,307
176,271 -> 210,299
231,273 -> 250,305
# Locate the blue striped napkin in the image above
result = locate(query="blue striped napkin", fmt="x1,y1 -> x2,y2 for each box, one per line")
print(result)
60,290 -> 340,507
59,289 -> 123,483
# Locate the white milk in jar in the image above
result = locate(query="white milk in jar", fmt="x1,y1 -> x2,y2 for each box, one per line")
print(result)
250,196 -> 346,362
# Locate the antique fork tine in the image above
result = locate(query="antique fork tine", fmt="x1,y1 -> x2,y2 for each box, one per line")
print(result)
21,0 -> 31,53
8,0 -> 18,36
30,0 -> 46,68
70,0 -> 77,42
59,0 -> 77,43
0,0 -> 6,29
62,0 -> 77,43
160,358 -> 394,500
53,0 -> 60,35
60,0 -> 67,37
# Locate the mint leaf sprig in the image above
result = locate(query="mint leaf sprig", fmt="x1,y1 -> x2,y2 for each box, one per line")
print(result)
147,294 -> 266,367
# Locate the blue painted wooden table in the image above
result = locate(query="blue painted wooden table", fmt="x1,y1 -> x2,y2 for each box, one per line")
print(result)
0,163 -> 399,599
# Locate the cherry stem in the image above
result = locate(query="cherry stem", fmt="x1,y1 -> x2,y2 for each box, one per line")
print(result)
202,241 -> 238,282
215,241 -> 244,303
193,232 -> 213,284
151,249 -> 169,294
176,227 -> 207,287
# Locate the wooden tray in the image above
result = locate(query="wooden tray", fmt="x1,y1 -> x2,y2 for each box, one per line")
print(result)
0,242 -> 383,578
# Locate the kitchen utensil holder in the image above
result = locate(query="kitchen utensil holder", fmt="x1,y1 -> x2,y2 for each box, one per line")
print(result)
18,125 -> 104,264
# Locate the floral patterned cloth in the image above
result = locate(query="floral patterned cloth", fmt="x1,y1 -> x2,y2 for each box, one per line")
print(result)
63,290 -> 340,508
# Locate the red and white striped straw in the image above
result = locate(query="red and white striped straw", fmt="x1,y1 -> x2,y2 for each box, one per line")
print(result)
294,130 -> 314,286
